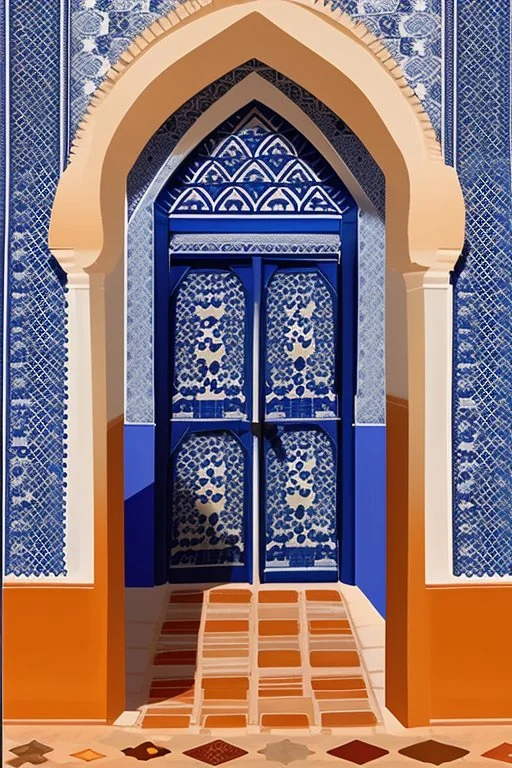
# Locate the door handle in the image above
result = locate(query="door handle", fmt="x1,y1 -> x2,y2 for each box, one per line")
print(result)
251,423 -> 279,440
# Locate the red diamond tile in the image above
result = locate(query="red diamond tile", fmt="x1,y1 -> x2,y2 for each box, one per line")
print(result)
327,740 -> 389,765
398,740 -> 470,765
482,743 -> 512,764
183,740 -> 248,766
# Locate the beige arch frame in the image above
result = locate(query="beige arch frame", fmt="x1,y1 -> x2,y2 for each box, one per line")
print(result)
48,0 -> 465,725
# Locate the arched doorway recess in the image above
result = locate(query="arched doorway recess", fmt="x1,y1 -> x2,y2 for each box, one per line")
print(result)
48,0 -> 465,727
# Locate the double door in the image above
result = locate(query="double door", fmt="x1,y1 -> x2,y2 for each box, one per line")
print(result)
168,255 -> 341,583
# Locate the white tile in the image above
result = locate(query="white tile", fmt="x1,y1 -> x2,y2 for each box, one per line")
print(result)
113,711 -> 142,727
369,671 -> 385,689
361,648 -> 385,672
356,624 -> 385,648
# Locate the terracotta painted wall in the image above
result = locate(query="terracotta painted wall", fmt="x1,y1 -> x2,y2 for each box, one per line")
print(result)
429,585 -> 512,720
3,417 -> 125,721
386,396 -> 512,723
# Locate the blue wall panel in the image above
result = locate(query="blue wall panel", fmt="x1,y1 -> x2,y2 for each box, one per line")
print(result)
124,424 -> 155,587
355,426 -> 386,617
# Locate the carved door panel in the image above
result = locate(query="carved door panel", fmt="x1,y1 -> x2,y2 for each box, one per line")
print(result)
261,265 -> 340,581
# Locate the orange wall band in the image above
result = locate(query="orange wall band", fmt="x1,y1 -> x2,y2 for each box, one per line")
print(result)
3,417 -> 125,721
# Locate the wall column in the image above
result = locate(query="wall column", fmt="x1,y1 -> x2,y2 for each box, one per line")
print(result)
423,269 -> 455,583
386,270 -> 430,726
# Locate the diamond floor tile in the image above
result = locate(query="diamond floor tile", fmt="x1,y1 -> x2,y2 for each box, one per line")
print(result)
398,740 -> 470,765
327,740 -> 390,764
481,743 -> 512,763
183,740 -> 248,765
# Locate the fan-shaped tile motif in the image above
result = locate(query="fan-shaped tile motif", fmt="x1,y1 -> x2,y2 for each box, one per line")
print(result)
168,106 -> 348,216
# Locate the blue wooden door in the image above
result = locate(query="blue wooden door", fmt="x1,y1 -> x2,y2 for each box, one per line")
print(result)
168,257 -> 340,583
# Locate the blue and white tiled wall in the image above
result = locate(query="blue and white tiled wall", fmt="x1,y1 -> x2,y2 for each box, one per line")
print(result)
2,0 -> 511,578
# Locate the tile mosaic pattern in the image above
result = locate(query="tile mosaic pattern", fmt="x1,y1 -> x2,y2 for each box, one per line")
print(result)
172,270 -> 247,420
258,740 -> 315,765
170,432 -> 247,570
264,428 -> 338,572
451,0 -> 512,577
141,586 -> 379,732
70,1 -> 441,140
163,107 -> 349,216
4,0 -> 68,577
69,749 -> 106,762
183,740 -> 248,765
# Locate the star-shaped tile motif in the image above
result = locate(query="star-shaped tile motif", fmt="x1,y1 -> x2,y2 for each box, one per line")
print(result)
122,742 -> 171,761
481,743 -> 512,764
7,741 -> 53,767
183,740 -> 248,766
258,740 -> 315,765
327,741 -> 389,765
69,749 -> 106,762
398,740 -> 470,765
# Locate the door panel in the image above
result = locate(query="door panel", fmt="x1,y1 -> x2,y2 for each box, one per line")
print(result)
263,265 -> 338,419
262,424 -> 339,580
261,263 -> 340,582
169,423 -> 252,582
170,266 -> 251,419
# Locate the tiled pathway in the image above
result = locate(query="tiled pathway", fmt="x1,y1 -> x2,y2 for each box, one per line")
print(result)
141,586 -> 380,732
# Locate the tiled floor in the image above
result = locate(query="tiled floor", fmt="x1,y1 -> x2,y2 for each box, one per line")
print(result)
140,585 -> 381,733
4,725 -> 512,767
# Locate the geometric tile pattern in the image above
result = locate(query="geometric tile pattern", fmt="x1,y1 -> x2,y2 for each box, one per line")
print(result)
3,0 -> 68,577
172,270 -> 247,420
141,586 -> 380,732
163,107 -> 349,216
356,211 -> 386,426
182,740 -> 248,766
70,1 -> 442,140
451,0 -> 512,576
